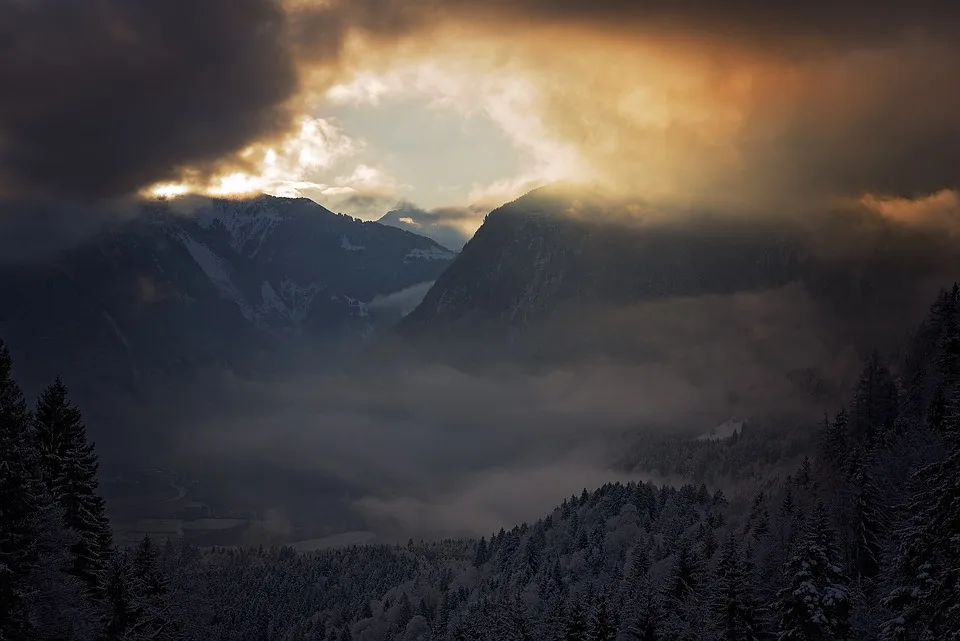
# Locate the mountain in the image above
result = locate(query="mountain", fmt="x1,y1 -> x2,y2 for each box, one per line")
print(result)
378,203 -> 475,251
398,186 -> 955,357
399,187 -> 797,336
0,194 -> 455,424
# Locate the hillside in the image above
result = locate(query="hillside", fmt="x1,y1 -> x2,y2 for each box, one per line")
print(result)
0,195 -> 455,443
4,277 -> 960,641
161,283 -> 960,640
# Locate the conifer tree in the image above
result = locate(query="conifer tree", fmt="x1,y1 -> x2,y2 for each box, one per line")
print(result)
617,572 -> 659,641
102,551 -> 143,640
936,286 -> 960,391
796,457 -> 812,489
587,592 -> 616,641
503,595 -> 532,641
821,410 -> 850,471
0,341 -> 45,640
881,426 -> 960,638
565,599 -> 588,641
663,539 -> 701,605
850,352 -> 900,445
709,533 -> 761,641
847,451 -> 886,579
541,593 -> 566,641
777,501 -> 851,641
34,378 -> 113,597
131,536 -> 179,640
621,547 -> 650,604
474,536 -> 488,568
21,502 -> 100,640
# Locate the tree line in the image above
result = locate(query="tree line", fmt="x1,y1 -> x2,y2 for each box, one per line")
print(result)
0,342 -> 176,641
5,282 -> 960,639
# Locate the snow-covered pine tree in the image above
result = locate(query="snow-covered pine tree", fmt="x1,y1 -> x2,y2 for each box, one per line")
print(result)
663,538 -> 701,606
936,285 -> 960,393
34,378 -> 113,598
474,536 -> 489,568
708,533 -> 761,641
620,546 -> 650,605
881,403 -> 960,639
777,501 -> 851,641
20,501 -> 100,640
847,450 -> 887,580
102,549 -> 144,640
796,457 -> 812,489
615,569 -> 659,641
587,591 -> 616,641
540,592 -> 567,641
565,599 -> 588,641
0,340 -> 46,640
132,535 -> 180,640
850,352 -> 900,446
821,409 -> 851,472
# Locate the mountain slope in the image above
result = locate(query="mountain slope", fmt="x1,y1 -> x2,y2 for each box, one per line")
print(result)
400,188 -> 811,334
0,194 -> 455,423
399,186 -> 953,351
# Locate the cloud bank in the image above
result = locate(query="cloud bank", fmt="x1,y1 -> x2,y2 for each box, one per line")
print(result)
2,0 -> 958,211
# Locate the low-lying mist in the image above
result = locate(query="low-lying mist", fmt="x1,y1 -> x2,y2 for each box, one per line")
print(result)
117,279 -> 929,541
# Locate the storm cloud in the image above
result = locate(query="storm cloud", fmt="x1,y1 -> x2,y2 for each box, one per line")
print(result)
0,0 -> 298,199
2,0 -> 959,205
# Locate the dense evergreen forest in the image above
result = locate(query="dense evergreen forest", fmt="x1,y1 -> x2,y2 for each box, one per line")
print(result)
4,284 -> 960,640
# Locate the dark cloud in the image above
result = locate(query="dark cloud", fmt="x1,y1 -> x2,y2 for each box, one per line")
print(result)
300,0 -> 960,55
735,45 -> 960,202
0,0 -> 299,200
2,0 -> 959,204
299,0 -> 960,203
480,1 -> 960,52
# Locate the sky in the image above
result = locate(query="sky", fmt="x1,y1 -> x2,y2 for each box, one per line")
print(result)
1,0 -> 959,235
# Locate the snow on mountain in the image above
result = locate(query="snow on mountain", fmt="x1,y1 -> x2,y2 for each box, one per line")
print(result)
175,230 -> 254,320
256,280 -> 324,327
340,235 -> 365,252
194,198 -> 285,258
0,194 -> 457,410
153,194 -> 457,332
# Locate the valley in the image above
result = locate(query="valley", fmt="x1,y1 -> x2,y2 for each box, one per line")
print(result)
4,1 -> 959,638
4,187 -> 960,640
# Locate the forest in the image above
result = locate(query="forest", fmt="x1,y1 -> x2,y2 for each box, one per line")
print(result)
3,283 -> 960,640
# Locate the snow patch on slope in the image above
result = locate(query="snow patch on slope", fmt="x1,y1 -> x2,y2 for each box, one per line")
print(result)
257,280 -> 323,326
341,235 -> 365,252
196,201 -> 284,257
176,232 -> 254,320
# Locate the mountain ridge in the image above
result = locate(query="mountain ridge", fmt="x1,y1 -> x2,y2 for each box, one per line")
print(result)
0,194 -> 456,444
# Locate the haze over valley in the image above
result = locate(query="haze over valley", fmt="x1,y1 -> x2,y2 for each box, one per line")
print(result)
3,1 -> 960,640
